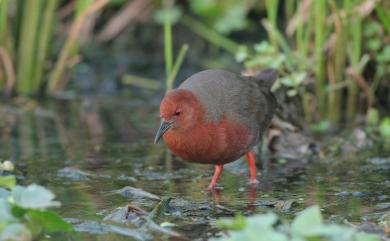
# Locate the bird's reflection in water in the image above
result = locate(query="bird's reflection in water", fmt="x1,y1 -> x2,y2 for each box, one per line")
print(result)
209,185 -> 257,212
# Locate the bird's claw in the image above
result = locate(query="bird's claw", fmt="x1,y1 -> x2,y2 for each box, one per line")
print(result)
249,179 -> 259,186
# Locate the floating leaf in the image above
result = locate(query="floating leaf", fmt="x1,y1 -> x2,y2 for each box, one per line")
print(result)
10,184 -> 60,209
291,206 -> 323,236
0,223 -> 32,241
217,215 -> 247,231
355,232 -> 382,241
0,175 -> 16,189
0,187 -> 9,198
0,199 -> 17,223
26,210 -> 74,233
212,205 -> 381,241
246,213 -> 279,229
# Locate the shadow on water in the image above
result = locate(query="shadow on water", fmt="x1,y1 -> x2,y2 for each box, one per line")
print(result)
0,97 -> 389,240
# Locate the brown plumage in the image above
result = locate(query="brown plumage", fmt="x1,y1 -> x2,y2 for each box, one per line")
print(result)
155,69 -> 277,189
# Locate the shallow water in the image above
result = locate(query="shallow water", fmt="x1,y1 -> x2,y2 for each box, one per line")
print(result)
0,97 -> 389,240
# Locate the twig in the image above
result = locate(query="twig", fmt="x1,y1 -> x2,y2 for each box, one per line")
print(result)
0,47 -> 16,96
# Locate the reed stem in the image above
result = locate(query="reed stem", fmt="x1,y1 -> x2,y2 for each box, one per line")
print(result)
314,0 -> 327,119
166,44 -> 188,91
16,0 -> 43,95
346,0 -> 362,119
32,0 -> 59,93
164,4 -> 173,81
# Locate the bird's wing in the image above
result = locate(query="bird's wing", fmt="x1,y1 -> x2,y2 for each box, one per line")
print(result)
179,69 -> 277,140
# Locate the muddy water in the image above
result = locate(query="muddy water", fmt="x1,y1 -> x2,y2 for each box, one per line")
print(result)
0,97 -> 388,240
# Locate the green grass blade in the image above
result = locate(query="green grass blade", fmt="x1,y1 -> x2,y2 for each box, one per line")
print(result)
16,0 -> 43,95
0,0 -> 9,45
375,5 -> 390,37
166,44 -> 188,91
164,7 -> 173,81
314,0 -> 327,118
181,15 -> 239,54
262,19 -> 294,70
32,0 -> 59,93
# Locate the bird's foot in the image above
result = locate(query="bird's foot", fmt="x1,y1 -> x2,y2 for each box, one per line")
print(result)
249,178 -> 259,186
208,183 -> 216,190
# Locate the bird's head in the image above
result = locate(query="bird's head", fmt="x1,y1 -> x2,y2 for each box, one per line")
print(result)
154,89 -> 203,143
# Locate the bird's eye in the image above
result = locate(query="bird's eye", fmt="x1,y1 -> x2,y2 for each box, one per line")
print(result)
174,109 -> 181,116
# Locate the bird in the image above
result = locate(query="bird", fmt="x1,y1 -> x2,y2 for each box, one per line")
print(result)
154,69 -> 277,189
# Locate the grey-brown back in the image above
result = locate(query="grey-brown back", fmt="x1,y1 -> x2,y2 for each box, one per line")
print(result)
179,69 -> 277,144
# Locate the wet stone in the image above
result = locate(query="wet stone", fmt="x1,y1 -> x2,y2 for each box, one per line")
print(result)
112,186 -> 160,201
57,167 -> 92,181
376,203 -> 390,210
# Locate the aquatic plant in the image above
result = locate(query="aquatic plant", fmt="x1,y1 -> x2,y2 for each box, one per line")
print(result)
0,160 -> 73,240
246,0 -> 389,125
213,206 -> 381,241
159,1 -> 188,92
0,0 -> 108,96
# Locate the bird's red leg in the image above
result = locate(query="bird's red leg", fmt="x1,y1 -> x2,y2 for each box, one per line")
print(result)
246,151 -> 259,185
209,165 -> 223,189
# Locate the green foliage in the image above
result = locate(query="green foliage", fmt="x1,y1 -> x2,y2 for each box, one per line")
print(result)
10,185 -> 60,209
237,41 -> 306,98
0,165 -> 73,240
0,0 -> 106,96
212,206 -> 381,241
379,117 -> 390,139
366,108 -> 390,139
189,0 -> 253,34
237,0 -> 388,125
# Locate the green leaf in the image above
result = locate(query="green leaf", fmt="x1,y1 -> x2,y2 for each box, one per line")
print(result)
0,187 -> 9,198
11,205 -> 28,218
246,213 -> 278,229
0,223 -> 32,241
27,210 -> 74,233
235,45 -> 249,62
377,45 -> 390,63
379,117 -> 390,138
0,199 -> 17,222
190,0 -> 218,16
10,184 -> 60,209
291,206 -> 323,236
0,175 -> 16,189
154,7 -> 182,25
355,232 -> 382,241
367,39 -> 381,52
302,224 -> 353,240
367,108 -> 379,126
310,121 -> 330,133
217,215 -> 247,230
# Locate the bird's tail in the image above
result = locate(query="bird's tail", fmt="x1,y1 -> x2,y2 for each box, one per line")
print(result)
255,68 -> 278,89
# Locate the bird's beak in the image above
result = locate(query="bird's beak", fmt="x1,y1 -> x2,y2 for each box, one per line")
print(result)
154,120 -> 173,143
